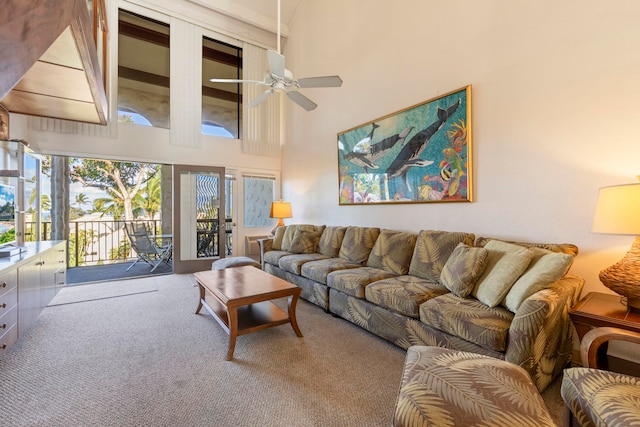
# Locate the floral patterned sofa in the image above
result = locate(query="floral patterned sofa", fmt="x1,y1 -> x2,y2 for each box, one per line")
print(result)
259,224 -> 585,392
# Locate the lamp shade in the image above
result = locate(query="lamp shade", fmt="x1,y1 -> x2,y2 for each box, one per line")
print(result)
592,183 -> 640,235
269,200 -> 292,219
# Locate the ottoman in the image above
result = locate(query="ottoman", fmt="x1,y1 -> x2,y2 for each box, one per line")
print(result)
393,346 -> 555,427
561,367 -> 640,427
211,256 -> 261,270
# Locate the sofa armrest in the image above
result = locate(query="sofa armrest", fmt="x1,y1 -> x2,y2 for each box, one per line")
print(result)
257,237 -> 273,269
505,274 -> 585,391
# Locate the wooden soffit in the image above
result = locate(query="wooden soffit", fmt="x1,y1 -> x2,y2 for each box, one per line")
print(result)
0,0 -> 108,125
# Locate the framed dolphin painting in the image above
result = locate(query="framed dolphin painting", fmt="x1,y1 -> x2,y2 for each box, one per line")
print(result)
337,85 -> 472,205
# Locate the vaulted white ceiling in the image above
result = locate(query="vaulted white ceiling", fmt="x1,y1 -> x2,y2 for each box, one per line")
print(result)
187,0 -> 303,34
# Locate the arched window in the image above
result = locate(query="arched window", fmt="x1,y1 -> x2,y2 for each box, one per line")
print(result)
118,109 -> 152,126
202,122 -> 233,137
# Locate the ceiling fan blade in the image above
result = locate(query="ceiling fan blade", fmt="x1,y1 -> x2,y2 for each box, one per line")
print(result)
267,50 -> 285,78
286,91 -> 318,111
296,76 -> 343,88
247,89 -> 274,108
209,78 -> 266,85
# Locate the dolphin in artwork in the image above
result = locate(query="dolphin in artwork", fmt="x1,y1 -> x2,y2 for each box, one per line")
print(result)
385,98 -> 461,191
344,126 -> 414,172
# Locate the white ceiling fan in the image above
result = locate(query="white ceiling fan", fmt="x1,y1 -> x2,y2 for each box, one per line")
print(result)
209,0 -> 342,111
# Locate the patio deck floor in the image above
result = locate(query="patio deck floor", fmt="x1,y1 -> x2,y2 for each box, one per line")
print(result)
66,261 -> 173,285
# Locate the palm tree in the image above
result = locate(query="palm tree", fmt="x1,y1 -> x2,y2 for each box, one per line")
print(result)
41,194 -> 51,213
92,194 -> 125,220
75,193 -> 89,212
135,174 -> 162,219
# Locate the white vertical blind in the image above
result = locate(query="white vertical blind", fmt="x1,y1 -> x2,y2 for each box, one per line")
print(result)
170,17 -> 201,148
242,43 -> 281,157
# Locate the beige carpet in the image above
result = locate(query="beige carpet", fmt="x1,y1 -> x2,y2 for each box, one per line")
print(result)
48,278 -> 158,306
0,274 -> 565,426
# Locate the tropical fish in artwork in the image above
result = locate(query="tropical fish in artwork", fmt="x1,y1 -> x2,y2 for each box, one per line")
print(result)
343,126 -> 414,172
385,99 -> 461,192
446,119 -> 467,153
440,147 -> 464,196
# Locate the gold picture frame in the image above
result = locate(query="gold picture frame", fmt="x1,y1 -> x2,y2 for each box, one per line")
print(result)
337,85 -> 472,204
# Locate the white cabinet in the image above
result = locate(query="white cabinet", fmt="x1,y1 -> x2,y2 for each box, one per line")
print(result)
17,242 -> 67,337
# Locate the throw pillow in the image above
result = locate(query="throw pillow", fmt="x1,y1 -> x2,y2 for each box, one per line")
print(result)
409,230 -> 475,282
318,226 -> 347,258
339,226 -> 380,264
281,224 -> 320,252
502,247 -> 574,312
366,229 -> 417,274
272,226 -> 286,250
471,240 -> 534,307
289,229 -> 323,254
440,243 -> 489,297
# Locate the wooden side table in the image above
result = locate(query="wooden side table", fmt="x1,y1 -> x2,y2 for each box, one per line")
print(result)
569,292 -> 640,375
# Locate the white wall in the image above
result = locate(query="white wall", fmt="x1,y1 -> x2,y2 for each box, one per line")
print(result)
282,0 -> 640,296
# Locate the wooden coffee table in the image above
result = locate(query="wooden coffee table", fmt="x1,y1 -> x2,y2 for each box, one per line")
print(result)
194,266 -> 303,360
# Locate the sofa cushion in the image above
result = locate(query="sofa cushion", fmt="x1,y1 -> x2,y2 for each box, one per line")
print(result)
503,247 -> 574,312
339,226 -> 380,264
281,224 -> 323,252
471,240 -> 534,307
419,293 -> 514,352
475,237 -> 579,256
327,267 -> 398,298
366,229 -> 417,275
289,228 -> 323,254
271,226 -> 287,250
365,275 -> 448,318
318,226 -> 347,258
300,258 -> 362,285
263,250 -> 293,266
409,230 -> 475,282
440,243 -> 489,297
278,253 -> 330,275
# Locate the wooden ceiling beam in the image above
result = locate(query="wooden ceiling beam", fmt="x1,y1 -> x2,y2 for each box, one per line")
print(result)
118,66 -> 241,103
119,20 -> 242,67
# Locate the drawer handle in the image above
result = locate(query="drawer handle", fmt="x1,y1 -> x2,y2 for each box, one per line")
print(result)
0,324 -> 5,329
0,303 -> 5,309
0,282 -> 5,288
1,344 -> 5,350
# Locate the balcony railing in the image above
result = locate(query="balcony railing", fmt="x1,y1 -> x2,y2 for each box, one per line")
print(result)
25,219 -> 231,267
25,219 -> 163,267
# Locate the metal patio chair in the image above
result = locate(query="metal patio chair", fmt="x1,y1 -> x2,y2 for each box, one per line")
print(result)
124,222 -> 172,272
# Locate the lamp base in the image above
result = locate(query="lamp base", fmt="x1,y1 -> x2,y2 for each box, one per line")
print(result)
600,235 -> 640,312
627,297 -> 640,313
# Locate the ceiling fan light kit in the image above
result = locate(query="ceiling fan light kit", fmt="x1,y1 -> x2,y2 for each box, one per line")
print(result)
209,0 -> 342,111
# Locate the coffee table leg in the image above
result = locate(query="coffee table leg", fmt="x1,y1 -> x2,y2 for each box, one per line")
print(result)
288,293 -> 303,337
226,305 -> 239,360
195,282 -> 204,314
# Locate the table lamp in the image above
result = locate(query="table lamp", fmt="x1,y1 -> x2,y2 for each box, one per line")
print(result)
269,199 -> 292,234
591,181 -> 640,312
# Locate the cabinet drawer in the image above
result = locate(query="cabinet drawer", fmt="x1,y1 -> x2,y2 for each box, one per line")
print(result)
0,303 -> 17,331
0,286 -> 17,315
0,322 -> 18,357
0,269 -> 17,298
